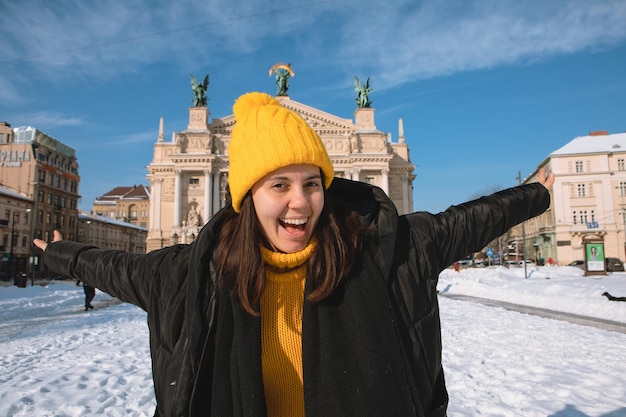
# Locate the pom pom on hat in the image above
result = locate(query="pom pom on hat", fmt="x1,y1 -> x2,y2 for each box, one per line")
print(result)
228,92 -> 334,212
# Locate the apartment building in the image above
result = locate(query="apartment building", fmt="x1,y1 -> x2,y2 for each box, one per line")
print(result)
92,185 -> 150,229
77,211 -> 147,254
0,124 -> 80,275
509,130 -> 626,266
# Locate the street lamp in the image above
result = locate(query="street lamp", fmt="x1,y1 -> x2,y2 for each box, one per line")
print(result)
7,210 -> 17,281
616,185 -> 626,260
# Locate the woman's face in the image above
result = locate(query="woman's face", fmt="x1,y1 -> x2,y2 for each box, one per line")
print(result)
251,164 -> 324,253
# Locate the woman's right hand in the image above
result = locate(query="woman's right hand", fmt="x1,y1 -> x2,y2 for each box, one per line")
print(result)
34,230 -> 64,252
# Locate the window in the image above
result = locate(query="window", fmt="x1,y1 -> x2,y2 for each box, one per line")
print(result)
591,210 -> 596,222
620,182 -> 626,196
573,211 -> 577,225
46,212 -> 51,224
577,184 -> 586,197
575,161 -> 583,173
619,159 -> 625,171
47,193 -> 53,204
581,210 -> 589,223
189,178 -> 199,185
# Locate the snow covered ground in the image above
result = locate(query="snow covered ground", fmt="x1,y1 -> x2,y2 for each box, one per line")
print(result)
0,265 -> 625,417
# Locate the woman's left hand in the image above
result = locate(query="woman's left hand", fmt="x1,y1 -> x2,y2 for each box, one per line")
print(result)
537,168 -> 555,191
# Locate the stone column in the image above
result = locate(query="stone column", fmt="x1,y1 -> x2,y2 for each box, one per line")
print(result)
174,170 -> 182,226
204,169 -> 213,220
213,172 -> 221,211
151,178 -> 163,231
381,168 -> 389,195
402,176 -> 410,215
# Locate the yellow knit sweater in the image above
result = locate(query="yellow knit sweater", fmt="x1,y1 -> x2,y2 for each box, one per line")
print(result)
260,241 -> 315,417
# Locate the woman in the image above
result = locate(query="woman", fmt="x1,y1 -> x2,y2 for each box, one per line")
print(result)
35,92 -> 554,417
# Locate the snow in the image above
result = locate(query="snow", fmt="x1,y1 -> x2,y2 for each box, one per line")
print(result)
550,131 -> 626,156
1,265 -> 625,417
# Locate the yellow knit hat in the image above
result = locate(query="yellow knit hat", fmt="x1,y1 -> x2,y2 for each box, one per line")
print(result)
228,92 -> 334,212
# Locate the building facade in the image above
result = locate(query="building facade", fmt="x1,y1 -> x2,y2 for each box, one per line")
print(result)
0,125 -> 80,274
146,95 -> 416,252
77,211 -> 147,254
93,185 -> 151,229
0,184 -> 34,280
509,130 -> 626,266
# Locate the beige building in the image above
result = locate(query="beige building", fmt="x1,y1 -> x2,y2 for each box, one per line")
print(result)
77,211 -> 147,253
0,124 -> 80,274
146,95 -> 416,251
93,185 -> 151,229
0,184 -> 34,280
510,130 -> 626,266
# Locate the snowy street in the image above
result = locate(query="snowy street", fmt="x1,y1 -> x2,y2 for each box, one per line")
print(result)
0,265 -> 625,417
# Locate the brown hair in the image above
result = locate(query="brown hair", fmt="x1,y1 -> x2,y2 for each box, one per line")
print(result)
215,188 -> 363,315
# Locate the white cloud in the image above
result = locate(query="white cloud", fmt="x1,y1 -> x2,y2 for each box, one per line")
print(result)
330,0 -> 626,89
10,112 -> 84,128
0,0 -> 625,98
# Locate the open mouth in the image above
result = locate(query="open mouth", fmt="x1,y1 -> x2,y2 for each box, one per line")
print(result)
279,217 -> 308,233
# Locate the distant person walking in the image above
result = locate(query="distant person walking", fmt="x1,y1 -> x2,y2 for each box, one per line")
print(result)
76,280 -> 96,311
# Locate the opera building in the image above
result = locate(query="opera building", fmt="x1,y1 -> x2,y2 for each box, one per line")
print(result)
146,92 -> 416,252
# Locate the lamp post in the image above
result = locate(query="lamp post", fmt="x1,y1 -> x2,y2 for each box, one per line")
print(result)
31,172 -> 41,286
618,185 -> 626,260
7,210 -> 17,281
516,171 -> 528,278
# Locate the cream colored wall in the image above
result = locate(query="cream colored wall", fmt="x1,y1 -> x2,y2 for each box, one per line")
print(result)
509,149 -> 626,265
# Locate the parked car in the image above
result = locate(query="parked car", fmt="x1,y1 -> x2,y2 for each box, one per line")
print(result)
567,260 -> 584,269
606,257 -> 625,272
457,259 -> 473,268
567,258 -> 624,272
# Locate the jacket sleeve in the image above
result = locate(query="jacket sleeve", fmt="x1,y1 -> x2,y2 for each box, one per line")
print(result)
42,241 -> 192,311
405,182 -> 550,272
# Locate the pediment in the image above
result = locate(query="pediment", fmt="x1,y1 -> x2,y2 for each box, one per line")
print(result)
208,96 -> 355,135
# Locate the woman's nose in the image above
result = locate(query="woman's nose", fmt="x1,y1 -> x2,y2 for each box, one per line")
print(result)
288,187 -> 308,208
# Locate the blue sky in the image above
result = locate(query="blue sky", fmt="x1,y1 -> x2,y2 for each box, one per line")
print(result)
1,0 -> 625,213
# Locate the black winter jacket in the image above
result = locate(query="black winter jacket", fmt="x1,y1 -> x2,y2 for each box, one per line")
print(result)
43,178 -> 550,417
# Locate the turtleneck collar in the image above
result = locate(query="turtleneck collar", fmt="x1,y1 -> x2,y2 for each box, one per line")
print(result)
260,239 -> 316,270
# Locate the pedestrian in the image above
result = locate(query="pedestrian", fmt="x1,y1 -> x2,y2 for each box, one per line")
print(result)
76,280 -> 96,311
34,91 -> 554,417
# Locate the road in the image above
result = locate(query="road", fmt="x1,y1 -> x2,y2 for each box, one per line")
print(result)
439,293 -> 626,334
